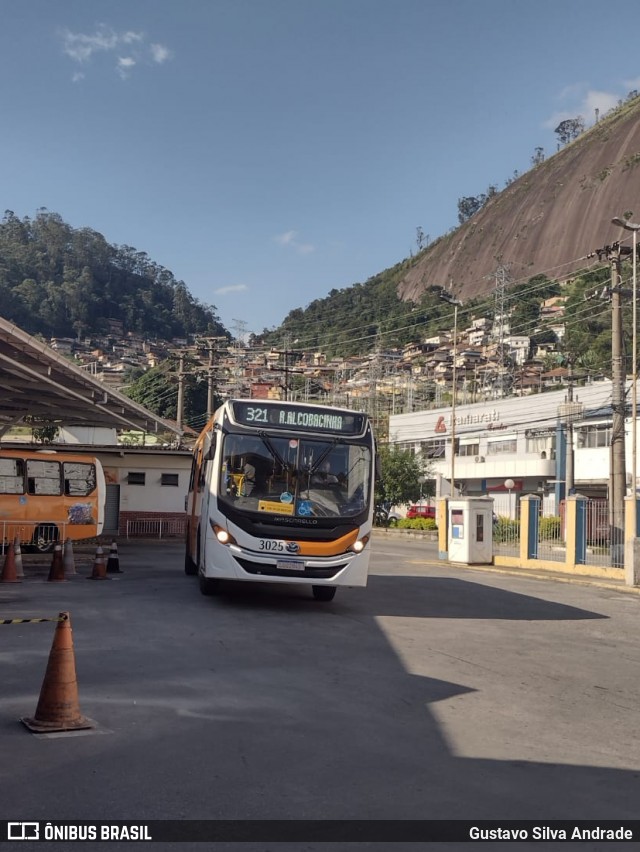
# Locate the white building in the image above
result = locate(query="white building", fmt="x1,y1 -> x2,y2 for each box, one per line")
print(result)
388,379 -> 639,518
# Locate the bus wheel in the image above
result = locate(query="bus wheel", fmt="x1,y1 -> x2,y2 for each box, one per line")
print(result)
199,574 -> 222,596
184,552 -> 197,575
312,585 -> 336,602
32,525 -> 58,553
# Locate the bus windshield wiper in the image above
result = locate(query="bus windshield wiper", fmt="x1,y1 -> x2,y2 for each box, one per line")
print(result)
307,439 -> 342,476
258,431 -> 288,470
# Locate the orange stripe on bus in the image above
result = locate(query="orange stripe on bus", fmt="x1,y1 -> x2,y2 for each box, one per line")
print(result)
293,529 -> 359,557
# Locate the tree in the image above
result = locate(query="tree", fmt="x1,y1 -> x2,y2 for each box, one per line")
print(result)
554,117 -> 585,146
375,444 -> 431,507
457,195 -> 485,225
531,147 -> 545,166
416,227 -> 429,251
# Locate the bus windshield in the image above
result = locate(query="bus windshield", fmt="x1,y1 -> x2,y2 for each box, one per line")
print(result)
219,431 -> 372,519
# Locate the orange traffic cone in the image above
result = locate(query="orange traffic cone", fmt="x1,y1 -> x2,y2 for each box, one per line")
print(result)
21,612 -> 93,733
88,545 -> 107,580
63,539 -> 76,576
106,540 -> 122,574
14,535 -> 24,580
1,541 -> 20,583
47,543 -> 65,582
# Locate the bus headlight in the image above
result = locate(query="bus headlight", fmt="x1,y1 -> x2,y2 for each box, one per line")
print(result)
210,520 -> 236,546
350,535 -> 369,553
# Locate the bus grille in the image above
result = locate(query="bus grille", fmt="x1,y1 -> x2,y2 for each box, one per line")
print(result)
234,558 -> 345,579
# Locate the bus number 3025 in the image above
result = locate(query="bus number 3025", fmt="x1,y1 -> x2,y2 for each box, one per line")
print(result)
258,539 -> 286,552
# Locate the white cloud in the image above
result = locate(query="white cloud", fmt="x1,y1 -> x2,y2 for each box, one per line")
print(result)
583,89 -> 620,117
214,284 -> 248,296
544,83 -> 627,130
117,56 -> 136,79
150,43 -> 171,64
122,31 -> 144,45
60,24 -> 127,62
275,230 -> 297,246
58,24 -> 172,80
275,230 -> 316,254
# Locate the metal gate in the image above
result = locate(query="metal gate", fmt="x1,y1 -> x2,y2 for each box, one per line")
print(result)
104,483 -> 120,533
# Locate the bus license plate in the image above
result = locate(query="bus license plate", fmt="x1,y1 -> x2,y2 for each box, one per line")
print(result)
276,559 -> 305,572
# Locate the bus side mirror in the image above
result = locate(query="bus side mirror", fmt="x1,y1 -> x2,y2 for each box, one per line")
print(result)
204,434 -> 217,461
375,453 -> 382,482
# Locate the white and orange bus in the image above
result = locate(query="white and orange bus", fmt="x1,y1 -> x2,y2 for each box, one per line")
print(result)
185,399 -> 376,601
0,449 -> 105,551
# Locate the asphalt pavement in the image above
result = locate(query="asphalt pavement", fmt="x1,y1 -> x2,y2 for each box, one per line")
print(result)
1,536 -> 639,851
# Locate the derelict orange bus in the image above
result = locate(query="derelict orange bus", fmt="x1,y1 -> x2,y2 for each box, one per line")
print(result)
0,449 -> 105,551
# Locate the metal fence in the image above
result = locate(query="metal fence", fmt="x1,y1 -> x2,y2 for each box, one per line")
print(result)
125,518 -> 186,539
582,499 -> 618,568
535,515 -> 564,562
493,498 -> 618,569
1,520 -> 67,551
493,515 -> 520,557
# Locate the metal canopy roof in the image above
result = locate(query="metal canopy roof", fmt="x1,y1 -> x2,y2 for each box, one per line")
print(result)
0,316 -> 181,437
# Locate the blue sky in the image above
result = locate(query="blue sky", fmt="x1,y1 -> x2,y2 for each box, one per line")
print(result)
1,0 -> 638,338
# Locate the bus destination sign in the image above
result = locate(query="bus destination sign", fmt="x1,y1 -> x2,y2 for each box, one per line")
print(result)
231,402 -> 366,436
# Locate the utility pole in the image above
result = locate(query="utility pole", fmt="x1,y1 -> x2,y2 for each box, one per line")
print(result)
590,242 -> 628,566
610,244 -> 626,566
270,343 -> 304,401
558,359 -> 584,498
196,336 -> 227,418
565,362 -> 575,494
176,352 -> 185,433
440,291 -> 462,497
493,265 -> 509,398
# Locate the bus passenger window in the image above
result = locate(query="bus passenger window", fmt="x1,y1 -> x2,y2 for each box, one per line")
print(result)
26,460 -> 62,496
63,463 -> 97,496
0,457 -> 25,494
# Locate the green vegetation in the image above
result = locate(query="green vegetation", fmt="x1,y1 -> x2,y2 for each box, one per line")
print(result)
257,259 -> 482,358
122,363 -> 221,426
396,517 -> 437,531
539,516 -> 562,541
0,209 -> 227,341
493,516 -> 520,544
375,444 -> 432,507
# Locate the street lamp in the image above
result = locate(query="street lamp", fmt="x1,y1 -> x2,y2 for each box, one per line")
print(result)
504,478 -> 515,520
440,291 -> 463,497
612,216 -> 640,499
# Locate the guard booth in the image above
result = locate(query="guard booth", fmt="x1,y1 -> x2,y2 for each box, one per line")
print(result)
448,497 -> 494,564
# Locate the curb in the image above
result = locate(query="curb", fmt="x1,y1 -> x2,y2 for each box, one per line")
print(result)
373,529 -> 640,595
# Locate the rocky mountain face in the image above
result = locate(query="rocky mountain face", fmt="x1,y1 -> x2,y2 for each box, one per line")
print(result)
397,97 -> 640,303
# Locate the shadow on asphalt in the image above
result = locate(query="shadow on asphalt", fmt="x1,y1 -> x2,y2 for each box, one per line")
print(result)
3,540 -> 634,838
201,573 -> 606,623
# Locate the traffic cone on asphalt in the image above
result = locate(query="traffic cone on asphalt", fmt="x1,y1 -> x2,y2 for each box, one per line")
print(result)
106,540 -> 122,574
14,535 -> 24,580
88,545 -> 107,580
63,539 -> 76,576
47,543 -> 65,582
21,611 -> 93,733
1,541 -> 20,583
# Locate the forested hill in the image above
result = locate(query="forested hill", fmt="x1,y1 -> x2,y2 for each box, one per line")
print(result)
261,94 -> 640,357
257,257 -> 477,357
0,209 -> 228,341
